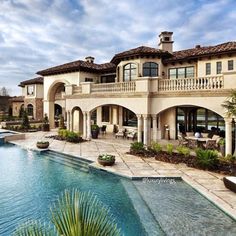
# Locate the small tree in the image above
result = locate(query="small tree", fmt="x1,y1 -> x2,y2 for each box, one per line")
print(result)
21,110 -> 30,130
59,115 -> 65,129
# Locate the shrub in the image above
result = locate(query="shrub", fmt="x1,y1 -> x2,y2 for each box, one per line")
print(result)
166,143 -> 174,155
219,154 -> 236,164
59,115 -> 65,129
98,154 -> 115,162
21,110 -> 30,130
150,142 -> 162,153
195,148 -> 219,169
130,142 -> 145,154
66,131 -> 79,142
176,146 -> 190,157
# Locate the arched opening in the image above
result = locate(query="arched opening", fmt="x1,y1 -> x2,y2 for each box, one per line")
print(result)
27,104 -> 34,118
71,106 -> 83,133
90,104 -> 137,133
156,105 -> 225,140
46,81 -> 66,128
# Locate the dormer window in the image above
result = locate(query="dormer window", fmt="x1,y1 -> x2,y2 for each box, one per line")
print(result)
124,63 -> 136,81
143,62 -> 158,77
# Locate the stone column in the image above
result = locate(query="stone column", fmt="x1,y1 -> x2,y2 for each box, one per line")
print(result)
70,111 -> 73,131
137,114 -> 142,143
143,114 -> 149,146
225,117 -> 232,155
83,112 -> 87,139
152,114 -> 157,142
87,111 -> 91,140
67,111 -> 70,131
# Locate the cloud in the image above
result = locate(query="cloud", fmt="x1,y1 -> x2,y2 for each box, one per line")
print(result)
0,0 -> 235,95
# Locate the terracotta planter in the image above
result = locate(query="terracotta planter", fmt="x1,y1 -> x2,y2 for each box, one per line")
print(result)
97,156 -> 115,166
37,142 -> 49,149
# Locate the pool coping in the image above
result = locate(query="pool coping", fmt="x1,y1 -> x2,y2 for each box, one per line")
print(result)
7,140 -> 236,221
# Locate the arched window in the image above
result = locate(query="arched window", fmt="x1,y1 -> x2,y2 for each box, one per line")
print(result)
143,62 -> 158,77
27,104 -> 33,117
124,63 -> 137,81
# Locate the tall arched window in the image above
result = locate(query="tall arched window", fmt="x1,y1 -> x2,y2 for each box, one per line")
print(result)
124,63 -> 137,81
27,104 -> 33,117
143,62 -> 158,77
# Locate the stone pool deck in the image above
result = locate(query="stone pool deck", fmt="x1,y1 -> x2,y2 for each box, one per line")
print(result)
10,130 -> 236,219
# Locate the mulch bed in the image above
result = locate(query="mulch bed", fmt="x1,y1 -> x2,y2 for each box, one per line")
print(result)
45,135 -> 86,144
128,150 -> 236,175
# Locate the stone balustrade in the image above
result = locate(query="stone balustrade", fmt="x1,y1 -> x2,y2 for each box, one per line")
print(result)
158,76 -> 224,92
70,75 -> 231,96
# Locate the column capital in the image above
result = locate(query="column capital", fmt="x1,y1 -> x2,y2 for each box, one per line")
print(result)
224,117 -> 232,123
142,114 -> 149,119
136,114 -> 142,119
151,114 -> 157,119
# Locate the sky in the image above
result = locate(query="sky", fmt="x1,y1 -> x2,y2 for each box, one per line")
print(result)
0,0 -> 236,95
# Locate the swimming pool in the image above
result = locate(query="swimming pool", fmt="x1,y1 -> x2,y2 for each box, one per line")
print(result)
0,144 -> 236,235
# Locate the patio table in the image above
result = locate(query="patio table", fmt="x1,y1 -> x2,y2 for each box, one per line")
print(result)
185,136 -> 211,148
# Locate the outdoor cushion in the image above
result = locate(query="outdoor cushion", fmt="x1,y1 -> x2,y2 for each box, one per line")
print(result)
201,133 -> 208,138
212,135 -> 220,140
186,132 -> 194,137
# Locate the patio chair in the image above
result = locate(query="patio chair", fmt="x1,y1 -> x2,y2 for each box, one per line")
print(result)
203,139 -> 217,150
188,139 -> 198,149
126,131 -> 137,141
115,128 -> 126,139
177,134 -> 188,146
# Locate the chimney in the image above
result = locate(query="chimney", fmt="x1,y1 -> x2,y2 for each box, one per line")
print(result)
158,31 -> 174,53
85,56 -> 95,63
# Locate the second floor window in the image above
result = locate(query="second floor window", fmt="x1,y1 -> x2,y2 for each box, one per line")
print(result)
216,61 -> 222,74
143,62 -> 158,77
206,63 -> 211,75
228,60 -> 234,70
124,63 -> 136,81
27,85 -> 34,95
169,66 -> 194,79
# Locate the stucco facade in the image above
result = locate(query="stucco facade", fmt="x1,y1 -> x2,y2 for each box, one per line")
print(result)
37,31 -> 236,155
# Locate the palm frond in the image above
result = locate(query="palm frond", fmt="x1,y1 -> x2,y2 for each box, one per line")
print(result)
13,220 -> 56,236
50,189 -> 121,236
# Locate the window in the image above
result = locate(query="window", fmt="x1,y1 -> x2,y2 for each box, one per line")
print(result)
143,62 -> 158,77
168,67 -> 194,79
27,85 -> 34,95
123,108 -> 137,127
27,104 -> 33,117
124,63 -> 136,81
228,60 -> 234,70
216,62 -> 222,74
102,106 -> 110,122
85,78 -> 93,82
101,75 -> 116,83
206,63 -> 211,75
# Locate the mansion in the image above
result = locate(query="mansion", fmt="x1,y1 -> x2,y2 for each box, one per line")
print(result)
22,31 -> 236,155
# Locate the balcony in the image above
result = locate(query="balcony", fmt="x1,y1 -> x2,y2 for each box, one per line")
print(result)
66,74 -> 233,97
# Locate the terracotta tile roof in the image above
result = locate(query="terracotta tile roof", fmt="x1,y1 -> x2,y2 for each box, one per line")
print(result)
19,77 -> 43,87
37,60 -> 116,76
9,96 -> 24,102
111,46 -> 170,64
165,42 -> 236,63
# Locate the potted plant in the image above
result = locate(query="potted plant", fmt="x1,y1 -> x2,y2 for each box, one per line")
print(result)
36,141 -> 49,149
98,154 -> 115,166
91,124 -> 99,139
42,114 -> 50,131
218,138 -> 225,156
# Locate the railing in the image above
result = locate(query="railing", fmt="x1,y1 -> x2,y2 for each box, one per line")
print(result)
91,81 -> 136,93
158,76 -> 224,92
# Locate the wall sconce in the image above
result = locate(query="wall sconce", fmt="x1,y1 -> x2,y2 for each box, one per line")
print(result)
162,71 -> 165,76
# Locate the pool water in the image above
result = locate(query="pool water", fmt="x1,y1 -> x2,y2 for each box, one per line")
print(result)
0,144 -> 236,236
0,144 -> 147,235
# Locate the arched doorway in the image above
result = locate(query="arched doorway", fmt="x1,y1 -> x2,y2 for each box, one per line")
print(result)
71,106 -> 83,133
46,81 -> 66,128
